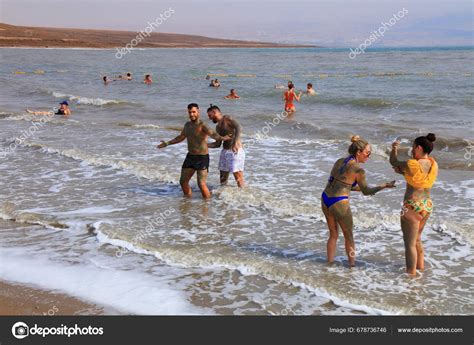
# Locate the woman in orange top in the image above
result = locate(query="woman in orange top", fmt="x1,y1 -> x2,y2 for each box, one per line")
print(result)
282,83 -> 302,114
390,133 -> 438,276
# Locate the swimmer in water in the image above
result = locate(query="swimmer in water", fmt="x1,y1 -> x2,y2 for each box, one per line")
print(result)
144,74 -> 153,84
157,103 -> 232,199
210,79 -> 221,88
283,82 -> 302,114
224,89 -> 240,99
207,104 -> 245,188
26,101 -> 71,117
103,76 -> 110,85
305,83 -> 317,95
321,135 -> 396,266
126,72 -> 132,80
390,133 -> 438,276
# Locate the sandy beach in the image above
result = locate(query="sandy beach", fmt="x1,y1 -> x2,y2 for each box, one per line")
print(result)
0,280 -> 117,315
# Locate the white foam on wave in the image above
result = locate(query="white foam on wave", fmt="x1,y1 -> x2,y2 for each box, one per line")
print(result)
0,201 -> 69,229
51,92 -> 128,106
95,227 -> 395,315
245,134 -> 340,147
52,206 -> 127,216
0,247 -> 208,315
20,141 -> 179,184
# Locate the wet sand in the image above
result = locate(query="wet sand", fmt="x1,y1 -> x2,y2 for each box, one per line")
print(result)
0,280 -> 119,315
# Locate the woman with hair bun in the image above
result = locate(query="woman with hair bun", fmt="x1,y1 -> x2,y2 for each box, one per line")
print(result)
321,135 -> 396,266
390,133 -> 438,276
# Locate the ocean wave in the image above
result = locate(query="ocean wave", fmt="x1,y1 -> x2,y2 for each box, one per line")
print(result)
51,91 -> 131,106
0,202 -> 69,229
214,185 -> 473,245
0,247 -> 206,315
318,97 -> 399,109
117,122 -> 182,131
1,113 -> 69,124
95,226 -> 393,315
19,141 -> 179,184
16,140 -> 473,246
245,134 -> 341,147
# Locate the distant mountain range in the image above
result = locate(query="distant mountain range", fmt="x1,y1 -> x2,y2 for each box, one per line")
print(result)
0,23 -> 316,48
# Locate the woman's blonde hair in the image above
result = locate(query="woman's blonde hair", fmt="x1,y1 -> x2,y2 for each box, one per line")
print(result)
348,135 -> 368,156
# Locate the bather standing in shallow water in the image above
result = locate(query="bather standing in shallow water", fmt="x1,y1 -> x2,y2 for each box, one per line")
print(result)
321,135 -> 396,266
390,133 -> 438,276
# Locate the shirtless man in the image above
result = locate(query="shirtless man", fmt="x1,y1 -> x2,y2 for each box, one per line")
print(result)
26,101 -> 71,116
305,83 -> 317,95
207,104 -> 245,188
144,74 -> 153,84
224,89 -> 240,99
157,103 -> 232,199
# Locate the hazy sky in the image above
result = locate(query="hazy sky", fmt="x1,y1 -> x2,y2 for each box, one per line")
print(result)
1,0 -> 472,46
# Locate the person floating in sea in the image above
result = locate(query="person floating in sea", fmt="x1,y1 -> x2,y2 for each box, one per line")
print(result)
144,74 -> 153,84
321,135 -> 395,267
207,104 -> 245,188
103,76 -> 110,85
305,83 -> 317,95
224,89 -> 240,99
126,72 -> 132,80
283,82 -> 302,114
390,133 -> 438,276
26,101 -> 71,117
210,79 -> 221,88
157,103 -> 232,199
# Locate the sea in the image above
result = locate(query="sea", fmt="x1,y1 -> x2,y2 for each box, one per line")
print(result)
0,46 -> 472,315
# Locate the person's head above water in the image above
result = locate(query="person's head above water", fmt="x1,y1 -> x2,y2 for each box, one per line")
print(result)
187,103 -> 200,122
288,82 -> 295,90
307,83 -> 313,89
103,76 -> 107,81
348,135 -> 371,163
413,133 -> 436,158
127,73 -> 131,77
207,104 -> 222,123
60,101 -> 69,106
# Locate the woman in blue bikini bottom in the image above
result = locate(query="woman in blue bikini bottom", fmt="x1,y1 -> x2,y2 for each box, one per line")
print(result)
321,135 -> 395,266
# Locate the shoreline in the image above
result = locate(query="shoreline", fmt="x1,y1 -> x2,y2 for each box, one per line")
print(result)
0,46 -> 315,50
0,280 -> 121,316
0,23 -> 316,49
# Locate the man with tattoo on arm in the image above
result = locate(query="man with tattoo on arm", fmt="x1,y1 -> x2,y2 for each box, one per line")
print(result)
207,104 -> 245,188
157,103 -> 232,199
321,135 -> 396,267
